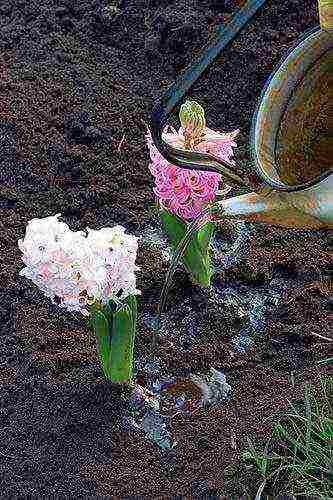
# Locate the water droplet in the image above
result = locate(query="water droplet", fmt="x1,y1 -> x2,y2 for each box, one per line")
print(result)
144,358 -> 161,374
231,331 -> 254,353
143,312 -> 160,331
223,254 -> 236,268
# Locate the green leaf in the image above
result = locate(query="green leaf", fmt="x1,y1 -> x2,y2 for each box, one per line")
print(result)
160,209 -> 214,287
90,310 -> 112,378
126,295 -> 137,331
102,299 -> 118,346
317,357 -> 333,365
108,296 -> 137,385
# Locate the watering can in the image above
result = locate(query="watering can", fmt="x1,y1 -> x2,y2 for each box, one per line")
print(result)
149,0 -> 333,230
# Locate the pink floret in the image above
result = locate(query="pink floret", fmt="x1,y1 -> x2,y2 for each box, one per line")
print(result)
145,126 -> 238,221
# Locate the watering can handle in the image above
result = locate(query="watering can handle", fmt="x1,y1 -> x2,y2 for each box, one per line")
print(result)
318,0 -> 333,30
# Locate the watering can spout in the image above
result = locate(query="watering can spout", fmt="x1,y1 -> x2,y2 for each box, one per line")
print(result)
215,175 -> 333,229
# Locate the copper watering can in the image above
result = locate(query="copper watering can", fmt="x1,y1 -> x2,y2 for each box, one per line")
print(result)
149,0 -> 333,230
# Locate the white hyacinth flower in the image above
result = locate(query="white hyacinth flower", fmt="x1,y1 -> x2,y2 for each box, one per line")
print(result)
85,226 -> 126,251
18,214 -> 141,316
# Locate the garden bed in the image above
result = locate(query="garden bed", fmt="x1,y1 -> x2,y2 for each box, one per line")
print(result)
0,0 -> 331,497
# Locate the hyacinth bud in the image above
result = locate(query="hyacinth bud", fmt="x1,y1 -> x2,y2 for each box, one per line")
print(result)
179,99 -> 206,141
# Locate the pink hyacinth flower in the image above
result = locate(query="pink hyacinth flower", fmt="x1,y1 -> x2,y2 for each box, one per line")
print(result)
145,125 -> 239,221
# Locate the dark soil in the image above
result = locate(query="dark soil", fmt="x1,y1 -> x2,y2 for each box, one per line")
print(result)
0,0 -> 331,497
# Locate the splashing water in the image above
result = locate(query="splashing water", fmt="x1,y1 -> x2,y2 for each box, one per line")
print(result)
247,292 -> 268,332
123,387 -> 177,449
222,221 -> 255,268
